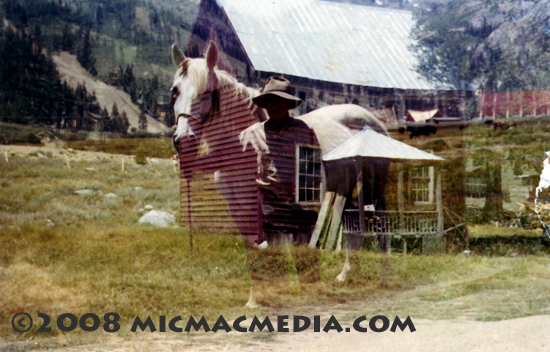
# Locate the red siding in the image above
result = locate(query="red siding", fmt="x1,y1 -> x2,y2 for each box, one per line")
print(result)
179,88 -> 263,238
480,91 -> 550,117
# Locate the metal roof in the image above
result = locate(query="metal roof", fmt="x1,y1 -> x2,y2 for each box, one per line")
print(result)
323,127 -> 444,162
216,0 -> 449,90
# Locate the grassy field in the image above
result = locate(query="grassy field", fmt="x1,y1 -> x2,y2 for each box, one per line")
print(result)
1,137 -> 550,347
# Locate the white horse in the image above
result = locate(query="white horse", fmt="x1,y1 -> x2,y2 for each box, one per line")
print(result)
171,41 -> 389,303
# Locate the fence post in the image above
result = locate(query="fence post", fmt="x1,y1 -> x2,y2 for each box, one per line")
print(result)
531,90 -> 537,117
506,89 -> 509,119
355,157 -> 366,236
436,171 -> 443,235
398,166 -> 405,235
493,91 -> 497,120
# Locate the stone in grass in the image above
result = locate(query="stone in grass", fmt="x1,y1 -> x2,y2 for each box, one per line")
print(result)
74,190 -> 96,195
139,210 -> 176,227
144,205 -> 154,210
105,193 -> 117,198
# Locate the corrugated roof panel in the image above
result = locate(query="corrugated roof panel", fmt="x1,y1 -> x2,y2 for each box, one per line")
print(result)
217,0 -> 447,90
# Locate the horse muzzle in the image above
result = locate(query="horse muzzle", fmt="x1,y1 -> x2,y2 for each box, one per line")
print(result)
173,113 -> 201,154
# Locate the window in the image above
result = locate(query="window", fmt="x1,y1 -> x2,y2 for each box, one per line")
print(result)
296,145 -> 322,204
410,166 -> 434,204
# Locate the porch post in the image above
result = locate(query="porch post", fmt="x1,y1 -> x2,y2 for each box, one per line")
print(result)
398,165 -> 405,234
436,170 -> 443,235
355,157 -> 366,235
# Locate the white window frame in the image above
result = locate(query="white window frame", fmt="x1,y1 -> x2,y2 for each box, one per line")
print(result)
295,144 -> 323,204
410,166 -> 435,204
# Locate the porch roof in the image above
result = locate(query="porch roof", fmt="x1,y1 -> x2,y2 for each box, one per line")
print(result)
322,126 -> 444,162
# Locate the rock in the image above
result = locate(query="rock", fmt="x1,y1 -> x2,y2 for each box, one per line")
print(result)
105,193 -> 117,198
255,241 -> 269,249
74,190 -> 96,195
144,205 -> 154,210
139,210 -> 176,227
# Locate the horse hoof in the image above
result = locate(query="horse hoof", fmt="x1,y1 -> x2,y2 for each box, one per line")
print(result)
245,299 -> 260,309
335,273 -> 346,282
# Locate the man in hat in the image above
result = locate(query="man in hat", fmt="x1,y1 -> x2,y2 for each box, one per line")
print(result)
240,76 -> 320,245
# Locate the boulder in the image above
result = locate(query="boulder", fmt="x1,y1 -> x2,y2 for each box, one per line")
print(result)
139,210 -> 176,227
74,190 -> 97,195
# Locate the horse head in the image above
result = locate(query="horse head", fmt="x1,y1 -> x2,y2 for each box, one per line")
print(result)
171,41 -> 221,151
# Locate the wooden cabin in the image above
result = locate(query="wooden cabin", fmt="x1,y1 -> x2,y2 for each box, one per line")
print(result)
178,88 -> 322,245
178,90 -> 467,251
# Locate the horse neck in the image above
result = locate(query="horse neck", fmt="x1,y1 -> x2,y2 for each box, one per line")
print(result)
198,77 -> 266,152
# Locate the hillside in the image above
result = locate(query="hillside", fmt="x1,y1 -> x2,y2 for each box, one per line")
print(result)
52,52 -> 169,133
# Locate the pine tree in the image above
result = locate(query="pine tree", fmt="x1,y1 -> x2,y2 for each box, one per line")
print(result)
99,107 -> 111,132
122,64 -> 135,93
139,110 -> 147,131
111,103 -> 120,121
77,28 -> 97,77
61,24 -> 74,53
118,110 -> 130,134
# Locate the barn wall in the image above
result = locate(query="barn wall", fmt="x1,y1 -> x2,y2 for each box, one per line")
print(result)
179,88 -> 262,238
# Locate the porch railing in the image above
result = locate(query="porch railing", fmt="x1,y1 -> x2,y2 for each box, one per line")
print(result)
342,209 -> 439,236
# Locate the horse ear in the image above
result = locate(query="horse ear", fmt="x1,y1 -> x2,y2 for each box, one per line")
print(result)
171,43 -> 186,67
206,40 -> 218,70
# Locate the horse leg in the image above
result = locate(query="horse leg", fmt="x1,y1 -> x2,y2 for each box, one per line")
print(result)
214,171 -> 263,307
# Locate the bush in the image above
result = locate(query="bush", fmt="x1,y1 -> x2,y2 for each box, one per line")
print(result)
134,145 -> 148,165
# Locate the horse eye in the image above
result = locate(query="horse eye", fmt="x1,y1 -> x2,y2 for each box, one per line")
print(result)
171,88 -> 179,104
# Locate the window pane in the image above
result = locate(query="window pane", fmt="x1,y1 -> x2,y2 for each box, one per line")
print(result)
297,146 -> 322,203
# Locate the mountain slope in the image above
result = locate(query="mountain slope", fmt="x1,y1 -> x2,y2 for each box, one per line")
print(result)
53,52 -> 170,133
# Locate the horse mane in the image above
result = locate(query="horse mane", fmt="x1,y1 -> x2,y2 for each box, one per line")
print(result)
175,57 -> 266,120
174,58 -> 254,99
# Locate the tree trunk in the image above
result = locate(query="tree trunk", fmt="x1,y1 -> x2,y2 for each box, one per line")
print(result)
482,160 -> 503,222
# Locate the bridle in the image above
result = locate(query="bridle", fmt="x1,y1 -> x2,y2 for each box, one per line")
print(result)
173,89 -> 221,153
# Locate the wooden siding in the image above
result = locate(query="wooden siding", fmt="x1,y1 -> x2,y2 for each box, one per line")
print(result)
259,118 -> 321,244
179,87 -> 262,237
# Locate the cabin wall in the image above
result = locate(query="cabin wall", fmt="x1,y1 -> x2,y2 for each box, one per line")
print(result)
259,121 -> 321,244
179,88 -> 262,238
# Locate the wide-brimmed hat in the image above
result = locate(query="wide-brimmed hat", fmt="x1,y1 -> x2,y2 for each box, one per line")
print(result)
252,76 -> 302,109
